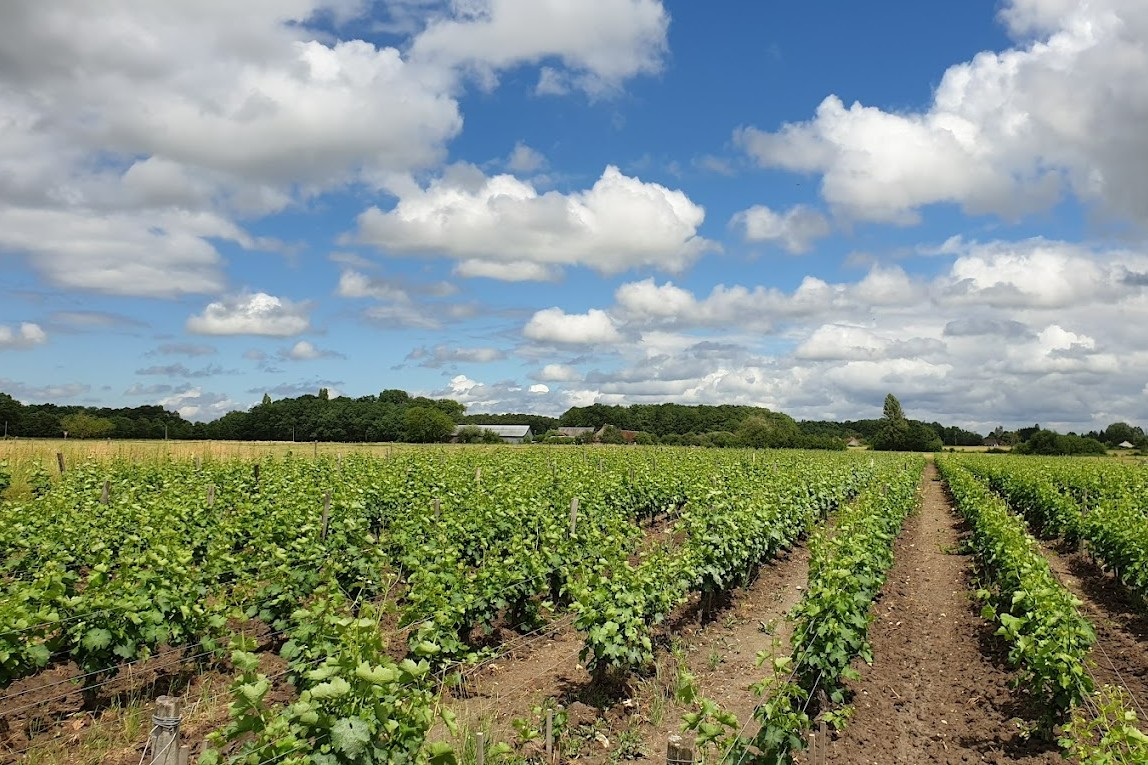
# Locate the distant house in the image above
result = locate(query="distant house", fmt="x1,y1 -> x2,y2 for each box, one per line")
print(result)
595,425 -> 640,444
557,427 -> 596,438
983,436 -> 1004,448
453,424 -> 533,444
1118,440 -> 1135,449
846,437 -> 864,448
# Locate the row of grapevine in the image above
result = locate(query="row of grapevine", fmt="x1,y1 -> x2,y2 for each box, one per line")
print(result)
745,455 -> 924,763
571,453 -> 879,681
958,455 -> 1148,603
936,457 -> 1096,727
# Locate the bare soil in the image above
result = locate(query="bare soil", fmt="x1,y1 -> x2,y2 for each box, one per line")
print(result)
0,644 -> 291,764
816,463 -> 1064,765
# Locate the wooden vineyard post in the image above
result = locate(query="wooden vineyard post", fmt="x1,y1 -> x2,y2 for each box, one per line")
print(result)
56,451 -> 66,474
433,498 -> 441,520
253,463 -> 261,486
475,466 -> 482,484
321,491 -> 332,540
206,484 -> 215,508
476,731 -> 485,765
100,480 -> 109,504
314,439 -> 318,459
149,696 -> 182,765
666,734 -> 693,765
545,710 -> 554,760
195,454 -> 201,471
818,719 -> 827,765
569,498 -> 579,535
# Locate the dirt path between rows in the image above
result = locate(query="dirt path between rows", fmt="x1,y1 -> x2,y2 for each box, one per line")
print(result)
631,542 -> 811,765
1040,543 -> 1148,715
817,462 -> 1063,765
436,536 -> 812,764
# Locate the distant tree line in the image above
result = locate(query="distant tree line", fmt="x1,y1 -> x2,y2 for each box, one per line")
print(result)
4,387 -> 1139,453
559,403 -> 845,449
798,415 -> 984,447
0,392 -> 192,439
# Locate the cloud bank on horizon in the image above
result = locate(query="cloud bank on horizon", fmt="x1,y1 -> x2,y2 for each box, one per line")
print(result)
3,0 -> 1148,432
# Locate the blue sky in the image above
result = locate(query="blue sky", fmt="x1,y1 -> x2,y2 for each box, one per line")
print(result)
3,0 -> 1148,432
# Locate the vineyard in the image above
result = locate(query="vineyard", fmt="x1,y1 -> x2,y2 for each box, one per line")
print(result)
0,445 -> 1146,764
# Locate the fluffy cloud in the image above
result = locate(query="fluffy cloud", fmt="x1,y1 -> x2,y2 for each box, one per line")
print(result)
410,0 -> 669,95
282,341 -> 344,361
612,268 -> 918,330
506,142 -> 547,174
737,0 -> 1148,228
406,345 -> 508,368
533,363 -> 583,382
523,308 -> 622,344
1,1 -> 670,300
519,236 -> 1148,431
0,209 -> 229,297
337,269 -> 475,329
187,292 -> 311,336
427,374 -> 568,414
356,165 -> 713,278
0,378 -> 89,402
454,260 -> 562,281
0,322 -> 46,349
732,204 -> 831,253
157,387 -> 240,422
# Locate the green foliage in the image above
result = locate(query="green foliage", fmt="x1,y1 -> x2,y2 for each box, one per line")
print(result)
204,607 -> 449,765
747,458 -> 922,762
962,455 -> 1148,610
479,429 -> 504,444
598,425 -> 627,445
1012,430 -> 1108,455
403,406 -> 456,443
454,425 -> 485,444
60,413 -> 115,439
937,458 -> 1095,731
1060,685 -> 1148,765
870,394 -> 942,452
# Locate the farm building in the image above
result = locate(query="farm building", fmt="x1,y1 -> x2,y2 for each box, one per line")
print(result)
557,427 -> 596,438
453,424 -> 533,443
595,425 -> 641,444
846,437 -> 864,448
983,436 -> 1005,447
1119,440 -> 1135,449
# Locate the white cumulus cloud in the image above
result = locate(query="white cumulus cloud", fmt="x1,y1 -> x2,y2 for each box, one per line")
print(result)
410,0 -> 669,95
523,308 -> 622,344
0,322 -> 47,349
356,165 -> 713,278
732,204 -> 831,253
187,293 -> 311,337
737,0 -> 1148,228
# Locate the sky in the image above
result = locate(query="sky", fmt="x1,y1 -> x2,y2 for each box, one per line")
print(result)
3,0 -> 1148,433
